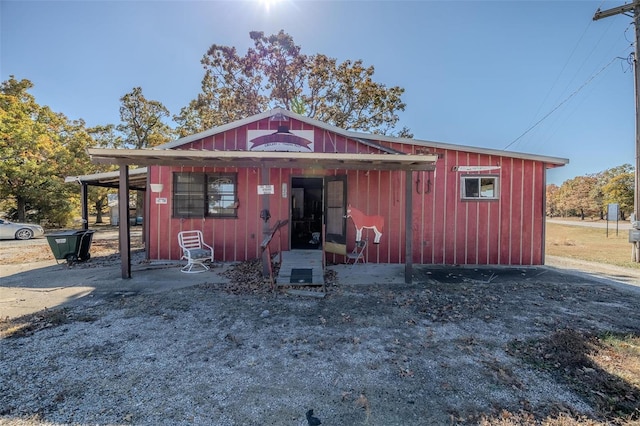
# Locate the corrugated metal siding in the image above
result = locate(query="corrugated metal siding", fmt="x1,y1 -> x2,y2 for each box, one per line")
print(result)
147,117 -> 548,266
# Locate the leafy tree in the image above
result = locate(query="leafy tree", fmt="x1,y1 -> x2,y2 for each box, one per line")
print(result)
118,87 -> 173,148
549,165 -> 634,221
0,76 -> 90,226
90,124 -> 125,149
546,184 -> 560,217
594,164 -> 634,220
175,30 -> 411,138
555,176 -> 599,219
290,97 -> 306,115
602,171 -> 634,220
588,174 -> 605,220
174,99 -> 204,138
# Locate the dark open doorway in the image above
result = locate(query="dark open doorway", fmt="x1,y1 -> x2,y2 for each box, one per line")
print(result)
291,177 -> 323,250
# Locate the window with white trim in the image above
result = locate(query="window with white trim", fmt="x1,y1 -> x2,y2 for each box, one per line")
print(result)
173,172 -> 238,218
461,175 -> 499,200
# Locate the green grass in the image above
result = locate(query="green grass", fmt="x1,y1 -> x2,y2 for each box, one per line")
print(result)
546,222 -> 640,270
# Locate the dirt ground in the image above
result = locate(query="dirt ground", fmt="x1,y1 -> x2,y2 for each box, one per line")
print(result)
1,232 -> 640,425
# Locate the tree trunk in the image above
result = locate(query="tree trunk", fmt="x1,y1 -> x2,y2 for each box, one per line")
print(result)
580,209 -> 585,220
95,200 -> 104,223
16,196 -> 26,222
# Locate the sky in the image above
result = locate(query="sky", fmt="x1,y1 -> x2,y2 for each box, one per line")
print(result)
1,0 -> 637,185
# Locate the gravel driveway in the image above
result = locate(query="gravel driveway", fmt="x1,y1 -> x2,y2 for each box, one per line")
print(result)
1,233 -> 640,425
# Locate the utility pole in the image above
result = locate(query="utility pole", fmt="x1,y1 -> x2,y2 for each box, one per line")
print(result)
594,1 -> 640,262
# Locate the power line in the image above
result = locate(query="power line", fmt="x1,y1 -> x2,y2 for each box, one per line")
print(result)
527,50 -> 633,154
531,10 -> 596,124
503,56 -> 620,151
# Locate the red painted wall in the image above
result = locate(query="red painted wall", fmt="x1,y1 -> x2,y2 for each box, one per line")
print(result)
147,117 -> 548,265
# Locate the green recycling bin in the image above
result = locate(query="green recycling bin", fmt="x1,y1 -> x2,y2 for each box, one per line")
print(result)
46,230 -> 95,265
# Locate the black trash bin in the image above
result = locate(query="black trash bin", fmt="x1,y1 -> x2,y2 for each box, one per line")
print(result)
46,230 -> 95,265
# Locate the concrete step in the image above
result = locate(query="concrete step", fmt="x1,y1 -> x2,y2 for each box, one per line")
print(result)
276,249 -> 324,286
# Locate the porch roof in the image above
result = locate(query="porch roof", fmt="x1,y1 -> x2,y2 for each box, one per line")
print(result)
87,148 -> 438,172
64,167 -> 148,190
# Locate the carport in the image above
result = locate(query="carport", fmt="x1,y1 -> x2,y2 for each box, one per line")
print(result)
65,167 -> 148,231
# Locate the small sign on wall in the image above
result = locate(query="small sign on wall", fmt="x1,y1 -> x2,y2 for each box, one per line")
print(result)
155,197 -> 167,204
452,165 -> 501,172
248,129 -> 314,152
257,185 -> 275,195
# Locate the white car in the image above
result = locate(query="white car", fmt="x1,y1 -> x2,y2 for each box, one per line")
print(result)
0,219 -> 45,240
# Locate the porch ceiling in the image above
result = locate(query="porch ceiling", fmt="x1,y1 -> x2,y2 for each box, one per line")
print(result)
87,148 -> 438,172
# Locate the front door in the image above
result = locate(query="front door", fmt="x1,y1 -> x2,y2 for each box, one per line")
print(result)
324,175 -> 347,255
290,177 -> 324,250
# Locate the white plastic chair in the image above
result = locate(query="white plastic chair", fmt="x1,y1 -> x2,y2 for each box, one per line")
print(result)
345,239 -> 367,268
178,230 -> 214,273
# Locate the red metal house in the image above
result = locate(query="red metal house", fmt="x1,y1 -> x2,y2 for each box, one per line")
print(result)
87,109 -> 567,278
